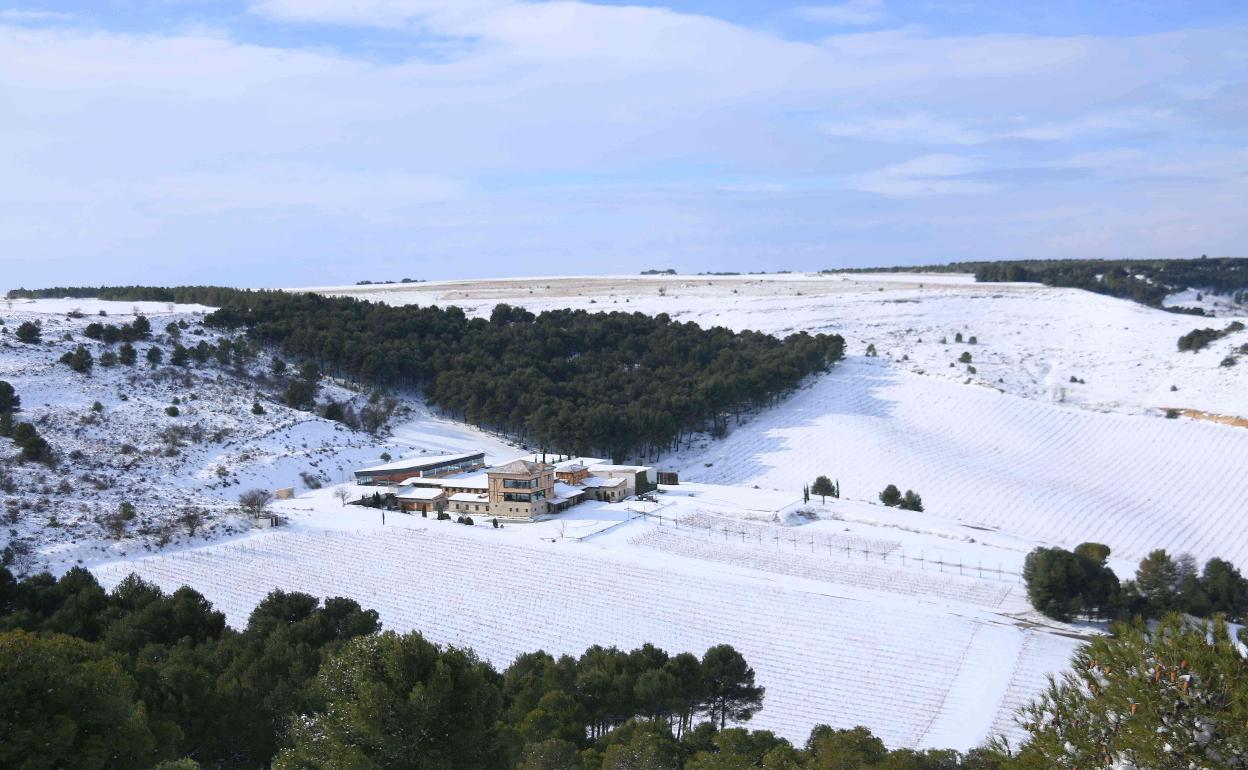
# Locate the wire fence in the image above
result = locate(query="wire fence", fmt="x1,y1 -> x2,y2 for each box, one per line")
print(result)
632,507 -> 1023,584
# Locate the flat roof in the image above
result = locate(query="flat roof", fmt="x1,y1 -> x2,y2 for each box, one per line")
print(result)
581,476 -> 626,488
588,463 -> 653,473
355,451 -> 484,475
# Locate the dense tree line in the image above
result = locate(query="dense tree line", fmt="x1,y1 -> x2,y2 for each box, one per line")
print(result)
1,566 -> 1010,770
7,285 -> 246,306
6,287 -> 845,461
1024,543 -> 1248,623
211,296 -> 845,461
825,257 -> 1248,309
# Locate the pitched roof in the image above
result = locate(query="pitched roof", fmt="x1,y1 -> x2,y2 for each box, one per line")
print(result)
489,459 -> 552,475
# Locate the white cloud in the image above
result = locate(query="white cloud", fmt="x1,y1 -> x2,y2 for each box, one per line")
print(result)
794,1 -> 886,26
249,0 -> 517,30
0,8 -> 77,22
822,113 -> 984,145
852,154 -> 996,197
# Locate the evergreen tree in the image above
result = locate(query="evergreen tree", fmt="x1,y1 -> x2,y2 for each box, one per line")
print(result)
598,720 -> 681,770
879,484 -> 902,507
59,344 -> 93,373
1201,558 -> 1248,621
118,342 -> 137,365
14,321 -> 40,344
899,490 -> 924,512
699,645 -> 764,730
1023,545 -> 1120,622
1135,549 -> 1181,616
1009,615 -> 1248,769
147,346 -> 163,367
284,379 -> 318,411
516,739 -> 581,770
804,725 -> 888,770
811,476 -> 834,504
275,631 -> 507,770
0,630 -> 158,769
0,380 -> 18,413
170,343 -> 190,367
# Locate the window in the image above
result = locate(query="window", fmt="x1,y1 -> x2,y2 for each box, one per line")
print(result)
504,478 -> 537,489
504,492 -> 531,503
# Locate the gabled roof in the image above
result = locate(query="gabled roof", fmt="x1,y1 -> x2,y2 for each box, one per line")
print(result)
489,459 -> 553,475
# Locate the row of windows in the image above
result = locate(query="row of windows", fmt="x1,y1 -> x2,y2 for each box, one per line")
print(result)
503,490 -> 548,503
503,478 -> 539,489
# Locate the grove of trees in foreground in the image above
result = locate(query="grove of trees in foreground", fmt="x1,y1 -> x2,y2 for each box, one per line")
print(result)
4,566 -> 1245,769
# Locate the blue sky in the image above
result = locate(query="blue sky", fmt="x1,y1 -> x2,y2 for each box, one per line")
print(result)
1,1 -> 1245,287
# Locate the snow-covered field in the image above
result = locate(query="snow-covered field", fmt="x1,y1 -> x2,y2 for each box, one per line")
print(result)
7,272 -> 1247,751
93,486 -> 1084,750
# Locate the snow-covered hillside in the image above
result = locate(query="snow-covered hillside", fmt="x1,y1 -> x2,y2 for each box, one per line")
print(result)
309,273 -> 1248,419
309,273 -> 1248,568
0,298 -> 519,571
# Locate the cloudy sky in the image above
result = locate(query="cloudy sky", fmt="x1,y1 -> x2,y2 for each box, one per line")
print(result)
1,1 -> 1245,287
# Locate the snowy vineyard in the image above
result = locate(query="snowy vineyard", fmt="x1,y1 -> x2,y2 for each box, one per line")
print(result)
677,510 -> 903,556
677,360 -> 1248,567
92,526 -> 1079,750
630,526 -> 1016,609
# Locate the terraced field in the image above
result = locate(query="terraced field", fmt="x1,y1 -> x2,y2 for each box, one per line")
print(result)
92,526 -> 1077,750
675,360 -> 1248,567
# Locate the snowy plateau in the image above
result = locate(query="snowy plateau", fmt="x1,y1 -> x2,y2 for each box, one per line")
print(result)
5,273 -> 1248,751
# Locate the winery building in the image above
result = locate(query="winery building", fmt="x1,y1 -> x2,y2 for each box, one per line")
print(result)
349,451 -> 653,520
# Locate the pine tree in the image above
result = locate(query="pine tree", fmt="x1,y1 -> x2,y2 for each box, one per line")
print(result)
0,380 -> 19,413
1009,615 -> 1248,768
275,631 -> 507,770
1136,549 -> 1181,616
879,484 -> 901,507
899,490 -> 924,512
811,476 -> 834,503
14,321 -> 40,344
699,644 -> 764,730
